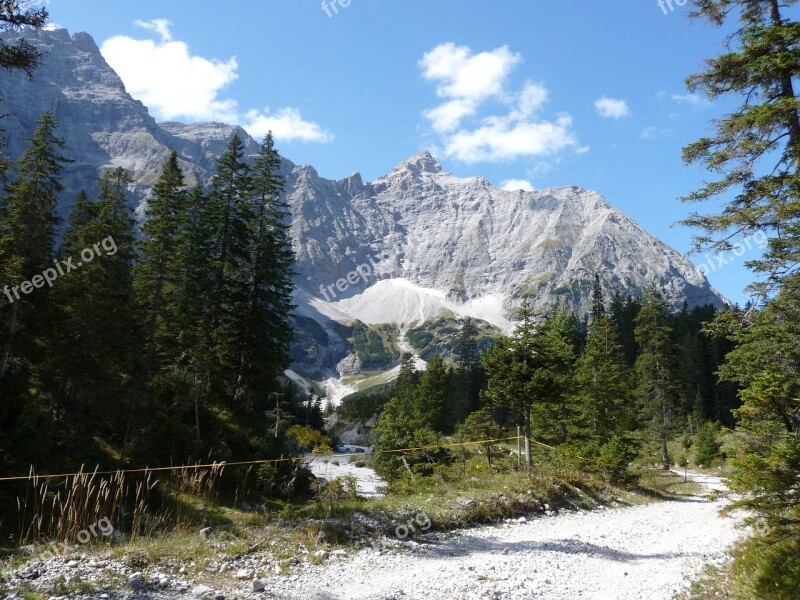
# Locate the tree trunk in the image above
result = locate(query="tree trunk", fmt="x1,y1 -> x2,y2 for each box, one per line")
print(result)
0,301 -> 19,379
524,406 -> 532,471
194,373 -> 201,442
661,433 -> 670,470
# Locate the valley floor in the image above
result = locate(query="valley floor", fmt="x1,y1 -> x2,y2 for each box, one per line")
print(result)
1,472 -> 747,600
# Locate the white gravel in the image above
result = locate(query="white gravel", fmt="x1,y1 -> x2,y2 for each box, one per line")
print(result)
1,473 -> 748,600
306,454 -> 387,498
265,473 -> 746,600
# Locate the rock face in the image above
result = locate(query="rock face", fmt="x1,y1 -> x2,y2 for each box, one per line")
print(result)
285,150 -> 723,316
0,28 -> 261,220
0,28 -> 726,386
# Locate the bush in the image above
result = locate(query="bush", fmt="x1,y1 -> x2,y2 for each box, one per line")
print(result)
694,422 -> 721,466
595,436 -> 636,484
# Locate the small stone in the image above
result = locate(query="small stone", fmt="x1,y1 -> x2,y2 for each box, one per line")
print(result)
192,584 -> 214,599
252,579 -> 265,592
516,517 -> 526,523
128,572 -> 145,589
158,577 -> 170,587
236,569 -> 253,580
215,595 -> 225,600
313,550 -> 329,559
199,527 -> 213,538
331,549 -> 346,557
66,560 -> 79,568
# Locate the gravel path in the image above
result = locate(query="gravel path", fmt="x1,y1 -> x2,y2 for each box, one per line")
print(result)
265,473 -> 745,600
1,473 -> 746,600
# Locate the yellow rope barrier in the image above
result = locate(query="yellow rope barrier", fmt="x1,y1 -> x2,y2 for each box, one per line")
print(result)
0,434 -> 557,482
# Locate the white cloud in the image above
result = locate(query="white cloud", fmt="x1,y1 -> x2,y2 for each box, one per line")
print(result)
101,20 -> 332,143
671,93 -> 711,109
445,114 -> 576,163
423,99 -> 477,133
133,18 -> 172,42
420,43 -> 521,102
501,179 -> 534,192
594,96 -> 630,119
515,82 -> 548,117
243,107 -> 334,143
420,44 -> 578,164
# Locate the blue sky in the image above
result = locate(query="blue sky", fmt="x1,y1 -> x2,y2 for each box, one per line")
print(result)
44,0 -> 778,306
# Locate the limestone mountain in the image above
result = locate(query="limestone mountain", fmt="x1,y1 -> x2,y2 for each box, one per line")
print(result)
0,28 -> 726,400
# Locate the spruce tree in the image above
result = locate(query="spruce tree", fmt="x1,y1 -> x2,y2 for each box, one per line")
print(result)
634,289 -> 680,470
47,169 -> 137,438
482,300 -> 538,468
574,315 -> 632,450
453,317 -> 479,424
0,1 -> 48,77
203,135 -> 254,394
681,0 -> 800,293
233,133 -> 295,410
0,112 -> 67,379
590,274 -> 605,321
531,308 -> 579,445
133,151 -> 189,376
414,353 -> 448,432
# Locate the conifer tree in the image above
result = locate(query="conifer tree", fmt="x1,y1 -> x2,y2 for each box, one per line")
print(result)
531,308 -> 578,445
233,133 -> 294,410
574,315 -> 632,449
0,112 -> 67,379
482,300 -> 538,468
635,289 -> 680,469
47,169 -> 137,435
590,274 -> 605,321
0,1 -> 48,77
682,0 -> 800,293
203,135 -> 254,393
453,317 -> 479,424
133,151 -> 189,375
414,353 -> 448,431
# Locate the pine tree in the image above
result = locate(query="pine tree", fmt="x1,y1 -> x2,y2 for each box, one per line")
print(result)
482,300 -> 538,468
233,133 -> 295,410
414,353 -> 448,432
452,317 -> 479,425
635,289 -> 681,470
681,0 -> 800,294
591,274 -> 605,321
574,315 -> 632,449
0,112 -> 67,379
0,1 -> 48,77
531,308 -> 579,445
203,135 -> 254,394
47,169 -> 137,439
133,151 -> 189,376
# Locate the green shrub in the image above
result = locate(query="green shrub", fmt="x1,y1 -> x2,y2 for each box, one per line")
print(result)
595,436 -> 636,484
695,422 -> 722,466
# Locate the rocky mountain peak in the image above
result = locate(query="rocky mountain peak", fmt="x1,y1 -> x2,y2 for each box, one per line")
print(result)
393,149 -> 443,176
